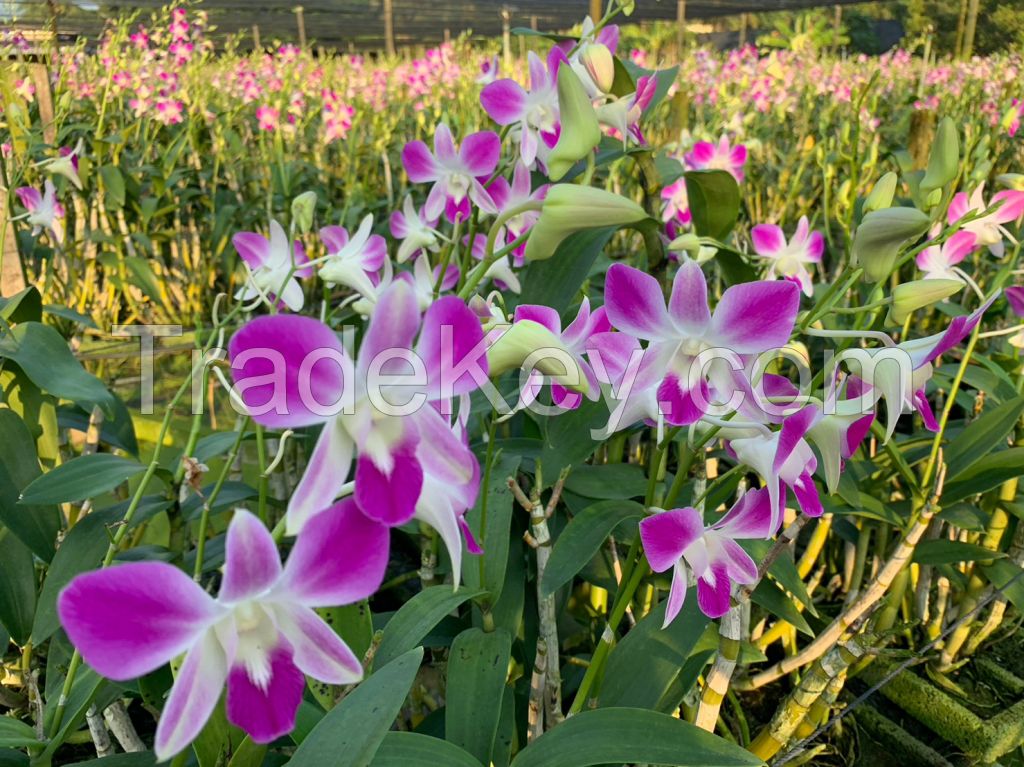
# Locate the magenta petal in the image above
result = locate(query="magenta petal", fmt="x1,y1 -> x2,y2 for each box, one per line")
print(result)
668,260 -> 712,335
696,562 -> 732,619
481,80 -> 527,124
154,631 -> 228,761
319,225 -> 350,254
513,304 -> 562,335
662,561 -> 689,628
15,186 -> 41,211
287,419 -> 355,535
640,507 -> 704,572
945,230 -> 978,266
947,192 -> 969,224
219,510 -> 283,603
359,280 -> 420,365
715,538 -> 758,584
605,263 -> 674,341
274,604 -> 363,684
844,413 -> 875,458
806,230 -> 825,262
229,315 -> 349,429
280,498 -> 390,606
418,295 -> 489,397
992,190 -> 1024,224
402,140 -> 439,183
789,472 -> 823,518
921,292 -> 998,364
1006,286 -> 1024,318
658,374 -> 707,426
355,447 -> 423,526
413,407 -> 476,485
226,647 -> 304,744
460,131 -> 501,177
713,487 -> 775,539
233,232 -> 271,270
773,405 -> 820,475
914,389 -> 939,432
58,562 -> 222,681
751,224 -> 785,256
709,280 -> 800,354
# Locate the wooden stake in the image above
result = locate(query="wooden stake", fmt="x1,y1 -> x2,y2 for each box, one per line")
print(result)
293,6 -> 307,48
383,0 -> 396,57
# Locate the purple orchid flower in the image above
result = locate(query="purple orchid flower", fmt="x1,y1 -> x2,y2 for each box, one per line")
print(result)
595,260 -> 799,426
595,75 -> 658,146
1007,286 -> 1024,317
390,194 -> 442,264
38,138 -> 84,190
686,135 -> 748,183
466,233 -> 520,293
640,487 -> 776,622
16,180 -> 64,243
808,375 -> 876,494
318,214 -> 387,296
948,184 -> 1024,257
750,215 -> 825,296
476,54 -> 500,85
401,123 -> 500,223
486,161 -> 549,259
915,227 -> 978,282
233,220 -> 311,312
661,177 -> 692,229
480,49 -> 566,168
228,281 -> 488,547
58,503 -> 388,759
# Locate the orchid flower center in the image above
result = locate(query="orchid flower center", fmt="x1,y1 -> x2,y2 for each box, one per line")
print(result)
447,172 -> 471,202
527,101 -> 558,134
225,601 -> 280,691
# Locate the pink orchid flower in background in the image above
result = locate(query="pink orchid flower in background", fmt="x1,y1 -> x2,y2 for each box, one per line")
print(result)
640,487 -> 776,622
596,260 -> 800,426
256,104 -> 280,131
401,123 -> 500,222
596,75 -> 658,146
915,228 -> 978,282
38,138 -> 85,190
16,180 -> 64,243
480,49 -> 565,167
229,280 -> 487,542
486,162 -> 548,257
750,215 -> 825,296
390,195 -> 441,264
948,183 -> 1024,257
476,54 -> 500,85
407,253 -> 460,311
686,135 -> 748,182
513,299 -> 611,410
58,504 -> 388,759
14,78 -> 35,102
233,220 -> 312,312
155,98 -> 185,125
318,214 -> 387,296
1007,286 -> 1024,317
661,177 -> 692,230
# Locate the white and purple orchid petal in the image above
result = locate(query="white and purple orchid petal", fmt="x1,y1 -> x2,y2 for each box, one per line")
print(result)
511,160 -> 533,199
233,231 -> 271,270
226,645 -> 304,743
58,562 -> 223,681
658,374 -> 708,426
424,181 -> 448,221
279,498 -> 390,606
521,125 -> 540,168
805,230 -> 825,263
480,79 -> 527,125
355,440 -> 424,527
605,263 -> 675,341
947,192 -> 969,224
415,478 -> 466,586
469,178 -> 498,215
686,141 -> 716,166
668,260 -> 712,335
1007,286 -> 1024,318
708,280 -> 800,354
513,304 -> 562,335
913,292 -> 998,366
287,418 -> 355,536
586,331 -> 643,385
696,561 -> 732,618
389,209 -> 409,239
461,131 -> 501,177
273,604 -> 363,684
414,407 -> 477,484
662,561 -> 689,628
219,509 -> 283,603
944,230 -> 978,265
914,389 -> 939,431
402,140 -> 439,182
772,405 -> 820,475
418,295 -> 489,397
154,630 -> 228,761
15,186 -> 41,211
362,235 -> 388,272
319,225 -> 349,254
551,383 -> 584,410
789,472 -> 823,518
433,123 -> 459,165
639,507 -> 704,573
991,190 -> 1024,224
713,486 -> 775,539
359,280 -> 420,367
714,537 -> 758,584
561,299 -> 603,349
293,241 -> 313,279
229,315 -> 349,429
751,224 -> 785,256
845,413 -> 875,458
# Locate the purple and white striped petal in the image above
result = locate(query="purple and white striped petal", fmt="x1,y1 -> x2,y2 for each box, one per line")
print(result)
226,646 -> 305,743
668,260 -> 712,335
273,604 -> 363,684
708,280 -> 800,354
480,80 -> 527,125
286,418 -> 355,536
605,263 -> 674,341
219,510 -> 283,603
640,507 -> 704,572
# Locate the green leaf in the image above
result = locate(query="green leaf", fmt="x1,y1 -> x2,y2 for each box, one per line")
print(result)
0,749 -> 28,767
0,322 -> 113,411
980,559 -> 1024,613
62,755 -> 156,766
0,287 -> 42,324
371,732 -> 483,766
100,164 -> 126,208
751,578 -> 814,637
0,408 -> 62,561
684,170 -> 741,241
741,538 -> 817,618
943,448 -> 1024,503
374,587 -> 483,669
509,707 -> 763,767
19,453 -> 146,505
288,647 -> 423,767
0,717 -> 40,749
0,529 -> 36,644
227,736 -> 266,767
912,540 -> 1006,565
599,600 -> 709,711
519,227 -> 616,314
539,397 -> 613,484
463,454 -> 521,606
57,399 -> 139,457
563,464 -> 648,500
944,395 -> 1024,479
445,628 -> 511,764
541,501 -> 646,597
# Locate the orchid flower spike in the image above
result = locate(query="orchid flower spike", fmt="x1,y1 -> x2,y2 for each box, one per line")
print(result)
685,135 -> 748,182
233,220 -> 311,312
318,214 -> 387,296
16,180 -> 64,243
750,215 -> 825,296
59,504 -> 389,760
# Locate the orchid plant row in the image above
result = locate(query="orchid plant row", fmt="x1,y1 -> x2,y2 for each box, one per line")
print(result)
2,3 -> 1024,767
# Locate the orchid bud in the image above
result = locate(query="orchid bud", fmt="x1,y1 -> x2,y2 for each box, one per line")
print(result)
524,184 -> 647,261
486,320 -> 589,394
863,171 -> 898,213
546,66 -> 601,182
618,0 -> 635,15
888,278 -> 962,324
920,117 -> 959,194
668,233 -> 701,254
852,206 -> 931,282
997,173 -> 1024,192
579,43 -> 615,94
291,191 -> 317,234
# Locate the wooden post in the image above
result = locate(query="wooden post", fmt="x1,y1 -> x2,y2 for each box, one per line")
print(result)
590,0 -> 602,23
501,7 -> 512,70
675,0 -> 686,55
293,6 -> 307,48
383,0 -> 396,57
832,5 -> 842,52
738,12 -> 748,48
954,0 -> 968,58
443,28 -> 450,43
962,0 -> 980,58
530,15 -> 538,31
1,188 -> 26,298
252,24 -> 261,50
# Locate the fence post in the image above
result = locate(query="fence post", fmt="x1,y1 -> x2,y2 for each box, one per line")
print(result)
252,24 -> 261,50
294,6 -> 307,48
501,6 -> 512,69
590,0 -> 602,23
738,12 -> 748,47
675,0 -> 686,55
383,0 -> 396,56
